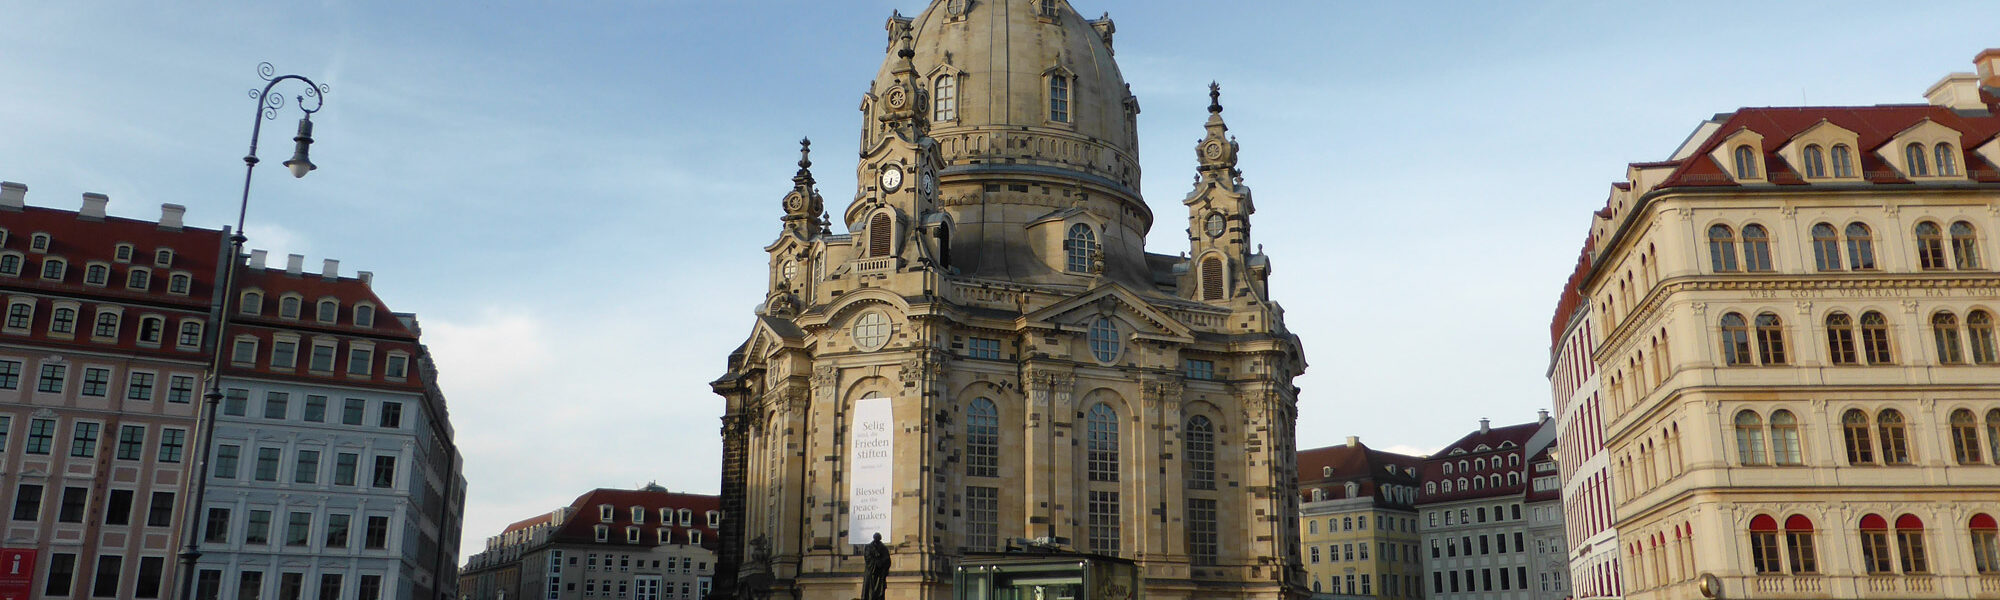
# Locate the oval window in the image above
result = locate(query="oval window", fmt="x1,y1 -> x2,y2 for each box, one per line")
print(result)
853,312 -> 891,351
1088,317 -> 1120,362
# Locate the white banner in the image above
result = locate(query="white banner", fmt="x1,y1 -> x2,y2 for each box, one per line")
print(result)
848,396 -> 895,545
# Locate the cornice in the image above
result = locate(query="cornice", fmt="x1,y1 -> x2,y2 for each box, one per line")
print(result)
1595,272 -> 2000,358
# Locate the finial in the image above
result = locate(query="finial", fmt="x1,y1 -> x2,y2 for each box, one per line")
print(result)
1208,82 -> 1222,114
898,33 -> 915,60
798,138 -> 813,169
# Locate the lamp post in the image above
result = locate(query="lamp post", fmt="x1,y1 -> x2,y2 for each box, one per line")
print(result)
173,62 -> 327,600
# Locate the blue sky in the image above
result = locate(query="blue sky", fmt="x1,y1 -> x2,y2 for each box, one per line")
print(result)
3,0 -> 1993,561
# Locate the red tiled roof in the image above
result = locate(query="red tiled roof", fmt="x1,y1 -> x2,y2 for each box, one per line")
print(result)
549,488 -> 723,551
1547,235 -> 1594,348
1296,441 -> 1423,507
1657,105 -> 2000,190
504,513 -> 556,535
1,205 -> 224,360
1416,421 -> 1542,505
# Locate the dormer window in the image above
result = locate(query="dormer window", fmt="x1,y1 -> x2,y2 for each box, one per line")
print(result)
317,299 -> 339,323
632,507 -> 645,524
868,212 -> 893,258
1064,224 -> 1097,273
1732,145 -> 1758,179
169,273 -> 191,295
1040,0 -> 1059,16
1905,143 -> 1930,177
385,353 -> 409,379
1801,145 -> 1826,178
30,234 -> 50,252
155,249 -> 173,267
94,310 -> 121,338
127,267 -> 151,290
1201,255 -> 1225,301
280,295 -> 302,319
354,305 -> 376,327
85,264 -> 110,286
678,509 -> 691,526
40,258 -> 66,280
599,505 -> 614,522
933,74 -> 957,122
1935,144 -> 1958,176
138,316 -> 165,345
114,244 -> 134,262
1049,75 -> 1071,124
240,291 -> 264,315
0,253 -> 19,276
1322,466 -> 1333,477
1831,145 -> 1855,177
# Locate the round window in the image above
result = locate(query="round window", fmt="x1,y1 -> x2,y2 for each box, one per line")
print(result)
781,261 -> 798,281
1087,317 -> 1120,363
853,312 -> 891,351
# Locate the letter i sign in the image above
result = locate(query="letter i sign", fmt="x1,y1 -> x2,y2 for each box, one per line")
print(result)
0,548 -> 36,600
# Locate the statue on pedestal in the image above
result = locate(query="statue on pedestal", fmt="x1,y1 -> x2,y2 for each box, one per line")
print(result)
861,533 -> 889,600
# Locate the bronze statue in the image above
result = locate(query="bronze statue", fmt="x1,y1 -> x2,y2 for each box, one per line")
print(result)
862,533 -> 889,600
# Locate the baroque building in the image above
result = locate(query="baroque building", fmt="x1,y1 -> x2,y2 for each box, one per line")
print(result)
1414,416 -> 1566,600
1296,438 -> 1424,599
1571,49 -> 2000,599
710,2 -> 1308,599
1548,253 -> 1624,599
459,485 -> 720,600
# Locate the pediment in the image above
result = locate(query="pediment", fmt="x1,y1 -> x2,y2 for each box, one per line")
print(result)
1020,283 -> 1193,341
745,316 -> 808,359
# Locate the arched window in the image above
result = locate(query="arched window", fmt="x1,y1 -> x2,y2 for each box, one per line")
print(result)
1755,312 -> 1787,364
1732,145 -> 1758,179
1508,472 -> 1521,485
1459,460 -> 1469,473
41,258 -> 66,280
1905,143 -> 1930,176
241,291 -> 263,316
279,295 -> 302,319
354,305 -> 375,328
127,267 -> 150,290
137,316 -> 164,344
1719,313 -> 1752,366
94,312 -> 120,338
1860,514 -> 1893,573
1742,225 -> 1773,271
1895,514 -> 1929,573
1708,225 -> 1739,272
1916,222 -> 1947,270
1749,515 -> 1781,573
1878,409 -> 1910,465
1843,409 -> 1875,464
1049,75 -> 1070,123
4,302 -> 31,330
932,74 -> 957,122
1200,256 -> 1225,301
85,264 -> 108,286
1861,312 -> 1894,364
168,273 -> 190,294
1308,520 -> 1318,534
317,299 -> 339,323
1085,402 -> 1118,482
1934,143 -> 1958,176
1990,410 -> 2000,467
966,398 -> 999,478
1830,144 -> 1855,177
1801,145 -> 1826,178
1845,222 -> 1877,270
1810,223 -> 1840,271
1508,453 -> 1520,466
1474,458 -> 1485,471
1826,313 -> 1857,365
868,212 -> 894,258
50,307 -> 75,334
1951,221 -> 1981,270
1933,312 -> 1964,364
1087,317 -> 1120,362
1785,515 -> 1819,574
1185,415 -> 1216,490
1064,224 -> 1097,273
1488,474 -> 1501,488
1426,482 -> 1437,494
1971,311 -> 1998,364
1343,517 -> 1353,530
1442,462 -> 1452,475
1972,513 -> 1999,574
1471,477 -> 1484,490
1770,410 -> 1802,466
1952,409 -> 1983,464
1734,411 -> 1766,465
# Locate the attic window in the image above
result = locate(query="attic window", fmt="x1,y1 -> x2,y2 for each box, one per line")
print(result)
1064,224 -> 1097,273
317,299 -> 338,323
30,234 -> 50,252
154,249 -> 173,267
599,505 -> 614,522
1322,466 -> 1332,477
1049,75 -> 1071,124
1831,145 -> 1855,177
933,75 -> 957,122
1905,143 -> 1930,177
1802,145 -> 1826,178
1732,145 -> 1758,179
355,305 -> 375,328
114,244 -> 134,262
1201,256 -> 1225,301
1935,143 -> 1958,176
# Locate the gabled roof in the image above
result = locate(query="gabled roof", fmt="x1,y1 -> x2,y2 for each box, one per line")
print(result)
1019,282 -> 1194,340
547,488 -> 723,551
1296,440 -> 1423,508
1658,104 -> 2000,189
1416,420 -> 1545,505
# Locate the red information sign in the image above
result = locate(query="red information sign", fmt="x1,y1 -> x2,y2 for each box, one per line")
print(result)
0,548 -> 35,600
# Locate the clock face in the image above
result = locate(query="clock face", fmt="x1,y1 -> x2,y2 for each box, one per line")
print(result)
1205,213 -> 1226,238
1203,141 -> 1226,161
880,166 -> 904,192
784,192 -> 804,212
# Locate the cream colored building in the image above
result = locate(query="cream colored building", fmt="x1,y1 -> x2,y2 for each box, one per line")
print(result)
1297,439 -> 1424,599
1575,50 -> 2000,600
709,2 -> 1308,600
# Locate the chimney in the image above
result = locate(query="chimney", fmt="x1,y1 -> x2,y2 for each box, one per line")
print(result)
1538,409 -> 1551,424
0,182 -> 24,211
285,253 -> 304,275
159,204 -> 186,230
249,249 -> 268,269
1925,72 -> 1984,111
79,193 -> 108,220
358,271 -> 374,287
1478,418 -> 1491,434
321,258 -> 339,280
1345,436 -> 1360,447
1978,48 -> 2000,90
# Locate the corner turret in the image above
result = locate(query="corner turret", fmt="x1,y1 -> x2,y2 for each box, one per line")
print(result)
1181,83 -> 1271,303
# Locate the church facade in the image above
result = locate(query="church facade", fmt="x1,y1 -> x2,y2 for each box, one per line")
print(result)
710,2 -> 1308,599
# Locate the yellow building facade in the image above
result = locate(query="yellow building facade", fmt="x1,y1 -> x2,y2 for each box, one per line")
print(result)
1298,439 -> 1425,599
1575,50 -> 2000,600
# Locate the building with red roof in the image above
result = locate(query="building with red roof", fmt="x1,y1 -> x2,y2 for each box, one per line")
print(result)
1296,437 -> 1424,598
1415,415 -> 1564,600
460,485 -> 721,600
1566,49 -> 2000,600
1547,242 -> 1622,600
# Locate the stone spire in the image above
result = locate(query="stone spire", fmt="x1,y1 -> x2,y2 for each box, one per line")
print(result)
781,137 -> 824,238
1195,82 -> 1241,181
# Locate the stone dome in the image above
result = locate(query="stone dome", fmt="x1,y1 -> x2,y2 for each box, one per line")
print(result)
865,0 -> 1142,204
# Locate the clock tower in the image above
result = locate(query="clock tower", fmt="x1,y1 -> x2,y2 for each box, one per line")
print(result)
713,3 -> 1309,600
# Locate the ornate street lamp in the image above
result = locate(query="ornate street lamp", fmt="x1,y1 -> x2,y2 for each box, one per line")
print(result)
173,62 -> 328,600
